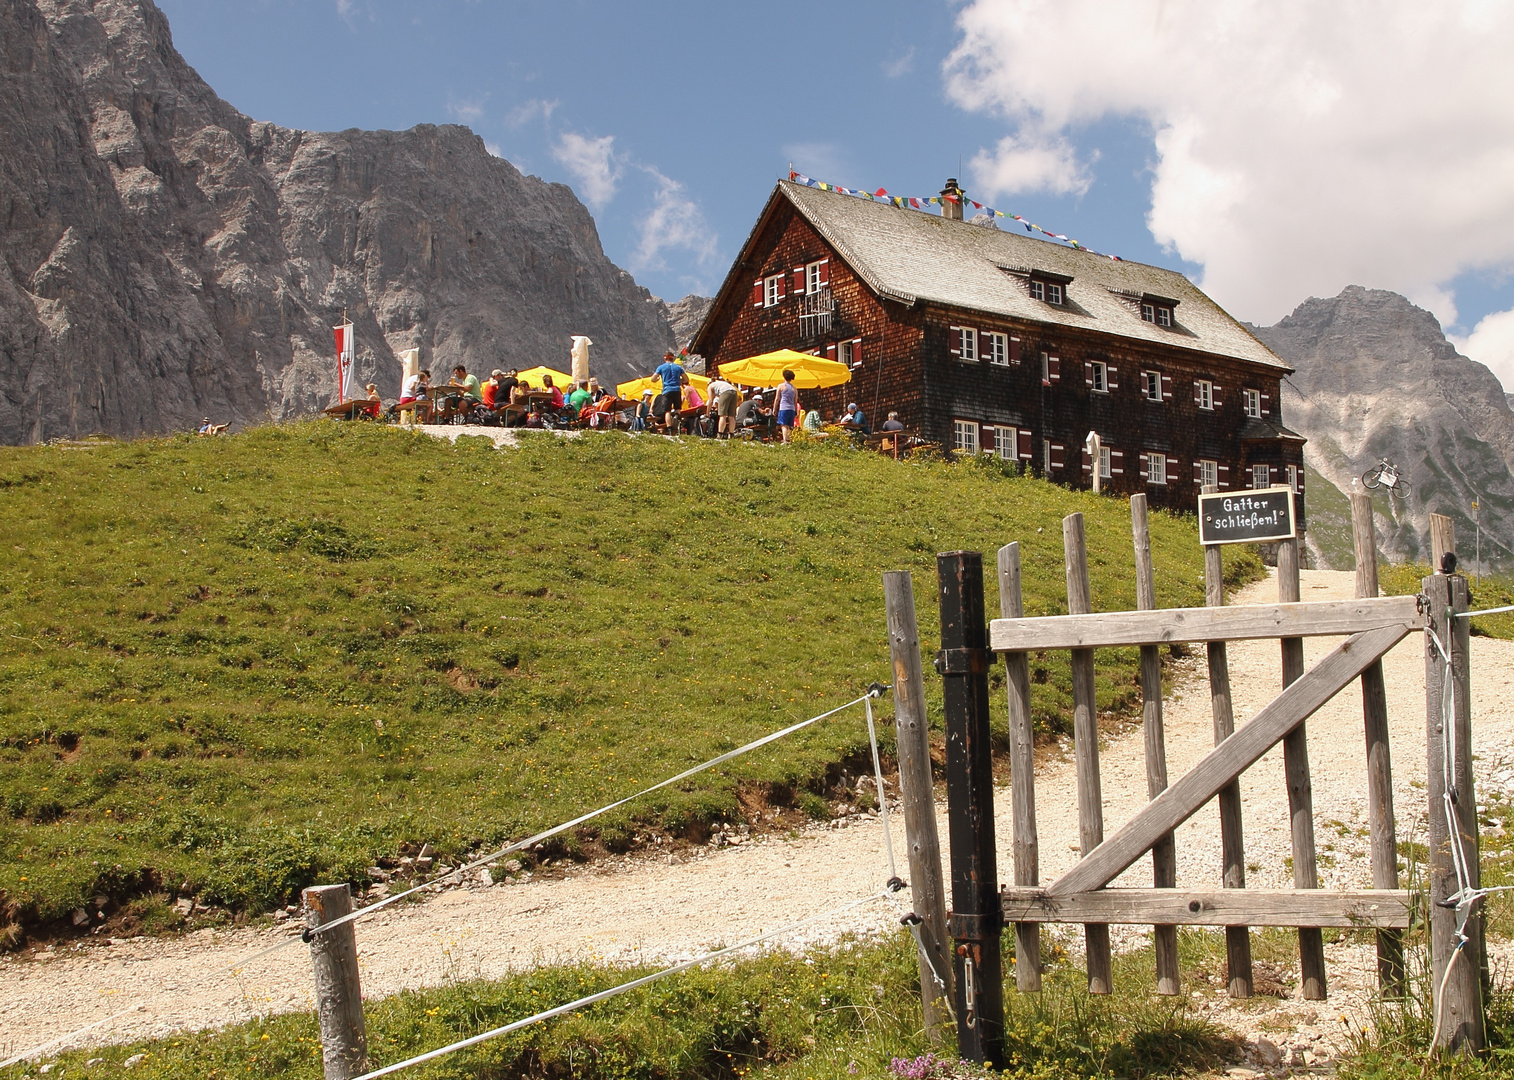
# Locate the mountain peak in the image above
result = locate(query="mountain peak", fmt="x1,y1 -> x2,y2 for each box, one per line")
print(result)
1252,286 -> 1514,570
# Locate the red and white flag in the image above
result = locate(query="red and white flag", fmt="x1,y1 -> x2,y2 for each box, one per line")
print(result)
333,321 -> 356,402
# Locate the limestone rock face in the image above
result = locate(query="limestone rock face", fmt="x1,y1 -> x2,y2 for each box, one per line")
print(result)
1252,286 -> 1514,569
664,294 -> 713,350
0,0 -> 673,444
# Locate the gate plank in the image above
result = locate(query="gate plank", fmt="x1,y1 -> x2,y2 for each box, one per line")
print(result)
997,543 -> 1042,992
989,596 -> 1421,652
1064,514 -> 1112,994
1206,524 -> 1252,998
1132,495 -> 1179,995
1047,622 -> 1410,897
1000,888 -> 1414,928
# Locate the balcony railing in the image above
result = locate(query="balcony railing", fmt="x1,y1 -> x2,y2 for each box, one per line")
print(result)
798,286 -> 835,339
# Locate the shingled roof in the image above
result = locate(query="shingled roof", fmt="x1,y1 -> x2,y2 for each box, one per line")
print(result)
773,180 -> 1289,371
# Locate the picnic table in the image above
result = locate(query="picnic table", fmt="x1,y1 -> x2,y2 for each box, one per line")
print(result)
323,399 -> 379,421
865,429 -> 921,459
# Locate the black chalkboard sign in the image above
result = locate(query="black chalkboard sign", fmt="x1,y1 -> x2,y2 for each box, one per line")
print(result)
1198,488 -> 1296,545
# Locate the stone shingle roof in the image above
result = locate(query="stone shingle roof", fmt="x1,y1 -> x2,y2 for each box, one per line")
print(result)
779,180 -> 1289,371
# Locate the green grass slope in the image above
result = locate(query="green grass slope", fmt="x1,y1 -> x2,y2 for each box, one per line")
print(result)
0,424 -> 1258,939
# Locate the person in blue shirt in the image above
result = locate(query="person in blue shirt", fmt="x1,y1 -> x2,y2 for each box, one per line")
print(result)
653,351 -> 687,434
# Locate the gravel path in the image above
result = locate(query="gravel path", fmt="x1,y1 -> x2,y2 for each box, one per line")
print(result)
4,569 -> 1512,1067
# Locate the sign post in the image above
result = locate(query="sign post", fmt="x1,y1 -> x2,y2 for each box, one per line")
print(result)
1198,488 -> 1296,547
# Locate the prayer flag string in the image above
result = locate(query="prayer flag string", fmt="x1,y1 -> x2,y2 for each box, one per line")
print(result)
787,171 -> 1121,261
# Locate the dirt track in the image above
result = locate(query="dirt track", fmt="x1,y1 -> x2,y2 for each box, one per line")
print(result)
3,569 -> 1512,1066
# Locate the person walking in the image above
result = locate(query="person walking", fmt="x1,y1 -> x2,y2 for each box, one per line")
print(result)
775,369 -> 799,443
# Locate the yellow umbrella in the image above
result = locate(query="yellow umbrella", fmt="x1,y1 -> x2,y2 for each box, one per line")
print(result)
515,365 -> 574,390
616,370 -> 711,400
718,349 -> 852,389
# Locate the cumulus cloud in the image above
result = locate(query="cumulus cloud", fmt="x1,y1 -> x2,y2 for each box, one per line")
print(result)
551,132 -> 623,210
632,167 -> 718,278
1453,308 -> 1514,393
506,98 -> 559,129
970,130 -> 1093,199
944,1 -> 1514,330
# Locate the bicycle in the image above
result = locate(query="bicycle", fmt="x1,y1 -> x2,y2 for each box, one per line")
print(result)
1362,457 -> 1411,502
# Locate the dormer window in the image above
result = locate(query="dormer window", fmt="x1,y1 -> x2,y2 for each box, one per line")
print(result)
1029,280 -> 1064,305
1138,293 -> 1178,327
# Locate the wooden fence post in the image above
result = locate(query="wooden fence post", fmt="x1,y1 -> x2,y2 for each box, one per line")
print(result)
1431,514 -> 1457,571
1203,484 -> 1253,997
883,571 -> 954,1038
304,884 -> 368,1080
936,552 -> 1005,1066
1131,495 -> 1179,994
1278,535 -> 1327,999
1352,493 -> 1404,994
1063,514 -> 1112,994
1425,544 -> 1486,1053
997,543 -> 1042,992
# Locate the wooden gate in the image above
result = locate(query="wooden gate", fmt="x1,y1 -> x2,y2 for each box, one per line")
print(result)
929,493 -> 1483,1065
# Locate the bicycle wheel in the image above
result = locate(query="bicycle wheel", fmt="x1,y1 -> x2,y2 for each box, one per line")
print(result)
1362,468 -> 1383,490
1389,480 -> 1411,502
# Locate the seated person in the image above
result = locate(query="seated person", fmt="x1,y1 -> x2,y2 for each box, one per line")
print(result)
684,384 -> 705,412
481,371 -> 502,409
568,381 -> 593,413
399,369 -> 429,405
542,375 -> 564,411
448,365 -> 482,401
735,392 -> 773,438
634,389 -> 657,431
839,402 -> 871,436
802,408 -> 826,437
361,383 -> 382,417
881,411 -> 904,432
587,378 -> 609,403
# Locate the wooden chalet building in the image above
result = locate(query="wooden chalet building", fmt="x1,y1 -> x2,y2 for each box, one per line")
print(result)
691,179 -> 1305,513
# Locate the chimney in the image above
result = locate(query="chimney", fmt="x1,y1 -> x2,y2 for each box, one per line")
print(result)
940,177 -> 965,221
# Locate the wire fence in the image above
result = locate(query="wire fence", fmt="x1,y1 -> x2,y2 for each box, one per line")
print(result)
1,683 -> 906,1071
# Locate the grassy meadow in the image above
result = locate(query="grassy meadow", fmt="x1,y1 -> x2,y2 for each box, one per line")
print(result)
0,423 -> 1257,939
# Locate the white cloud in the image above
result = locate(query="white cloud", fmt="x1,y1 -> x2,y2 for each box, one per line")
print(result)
632,167 -> 718,278
944,1 -> 1514,325
883,46 -> 916,79
551,132 -> 623,210
335,0 -> 355,15
506,98 -> 559,129
484,141 -> 502,158
970,130 -> 1093,199
1452,307 -> 1514,393
445,95 -> 487,124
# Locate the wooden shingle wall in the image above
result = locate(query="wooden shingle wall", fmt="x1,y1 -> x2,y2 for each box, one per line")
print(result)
696,203 -> 1302,518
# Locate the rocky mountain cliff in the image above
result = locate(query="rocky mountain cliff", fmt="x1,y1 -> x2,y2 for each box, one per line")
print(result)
1252,287 -> 1514,571
0,0 -> 680,444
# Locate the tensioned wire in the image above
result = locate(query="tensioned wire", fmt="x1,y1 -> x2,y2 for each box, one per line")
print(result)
350,687 -> 911,1078
348,889 -> 897,1080
0,687 -> 887,1068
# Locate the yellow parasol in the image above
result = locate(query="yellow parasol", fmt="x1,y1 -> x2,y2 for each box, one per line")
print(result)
514,365 -> 574,390
616,370 -> 711,400
717,349 -> 852,389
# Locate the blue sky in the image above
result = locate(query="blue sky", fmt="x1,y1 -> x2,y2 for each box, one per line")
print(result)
156,1 -> 1514,387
